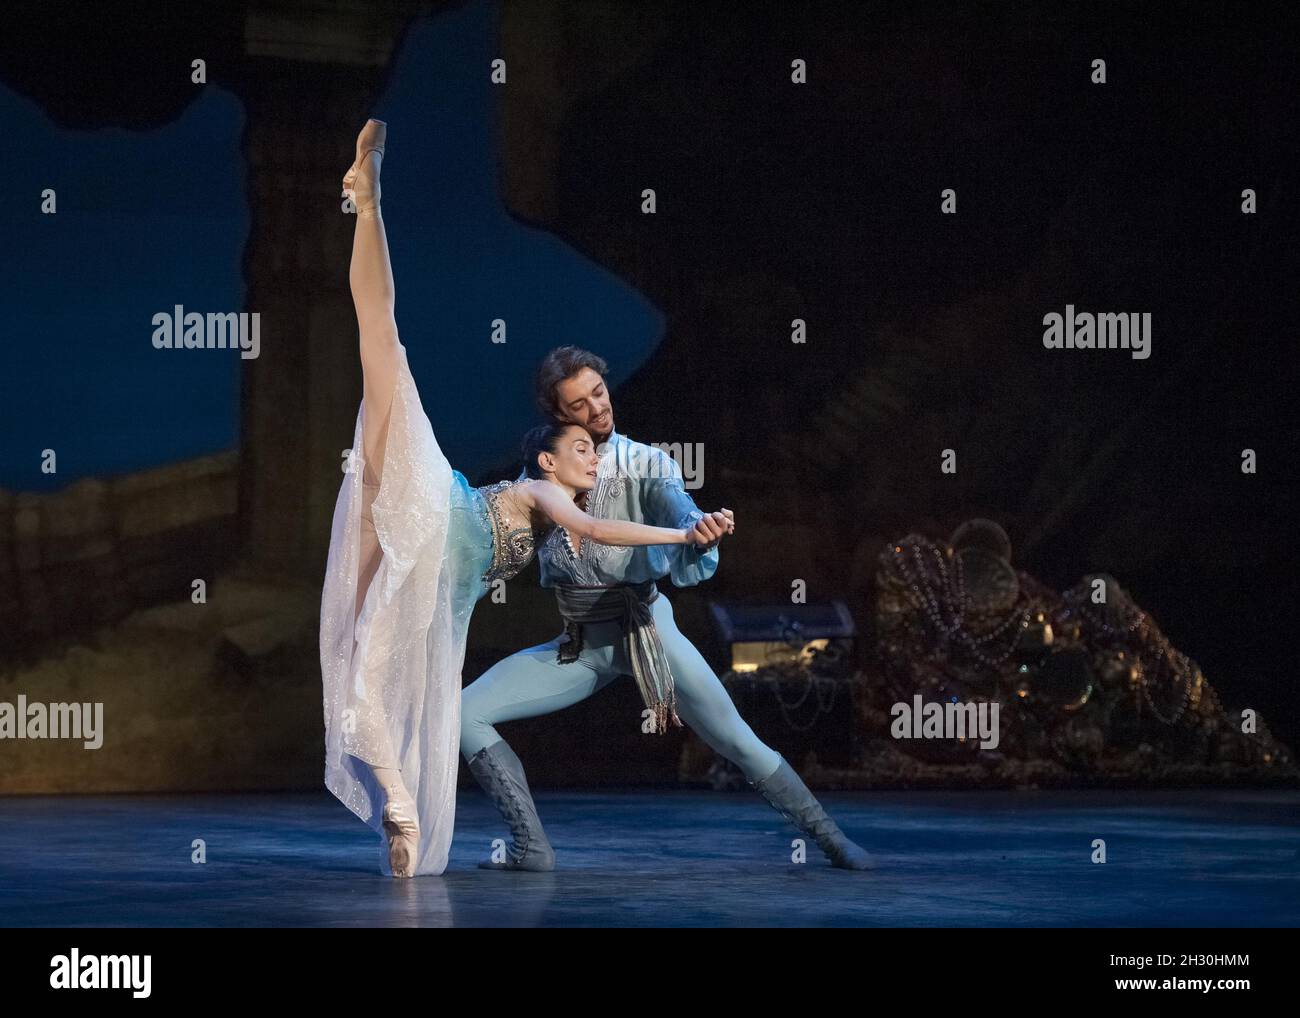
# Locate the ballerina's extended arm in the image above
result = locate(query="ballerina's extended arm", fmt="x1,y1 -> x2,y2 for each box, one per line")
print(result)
523,480 -> 732,553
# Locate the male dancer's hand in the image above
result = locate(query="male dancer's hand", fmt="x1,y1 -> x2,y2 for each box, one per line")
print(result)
691,509 -> 734,549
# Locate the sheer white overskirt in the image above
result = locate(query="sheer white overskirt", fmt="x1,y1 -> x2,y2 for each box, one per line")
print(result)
319,349 -> 461,876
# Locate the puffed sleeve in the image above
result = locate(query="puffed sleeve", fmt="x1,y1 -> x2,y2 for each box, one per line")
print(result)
639,445 -> 718,587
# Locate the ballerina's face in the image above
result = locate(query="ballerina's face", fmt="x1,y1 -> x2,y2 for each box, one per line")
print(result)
539,424 -> 601,492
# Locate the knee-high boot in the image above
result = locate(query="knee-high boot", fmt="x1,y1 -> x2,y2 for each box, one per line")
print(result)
466,740 -> 556,871
749,754 -> 876,870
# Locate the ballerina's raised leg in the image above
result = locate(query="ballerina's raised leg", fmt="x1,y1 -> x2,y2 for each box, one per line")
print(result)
341,118 -> 420,877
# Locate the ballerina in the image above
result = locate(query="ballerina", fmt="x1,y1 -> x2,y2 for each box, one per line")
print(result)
319,119 -> 727,877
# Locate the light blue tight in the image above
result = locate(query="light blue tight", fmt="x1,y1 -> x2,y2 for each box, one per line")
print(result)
460,592 -> 781,783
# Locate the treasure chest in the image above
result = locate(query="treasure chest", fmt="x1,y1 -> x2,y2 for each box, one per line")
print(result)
707,600 -> 856,676
701,600 -> 859,770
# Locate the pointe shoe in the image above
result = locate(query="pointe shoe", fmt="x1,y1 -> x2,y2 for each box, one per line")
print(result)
380,784 -> 420,878
342,118 -> 386,219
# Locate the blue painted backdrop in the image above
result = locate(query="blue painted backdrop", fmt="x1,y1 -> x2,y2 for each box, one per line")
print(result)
1,0 -> 659,492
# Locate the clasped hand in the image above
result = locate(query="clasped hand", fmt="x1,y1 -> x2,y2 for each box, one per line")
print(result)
685,509 -> 735,548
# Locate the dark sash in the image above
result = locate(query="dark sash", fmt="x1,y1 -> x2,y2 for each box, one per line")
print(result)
554,580 -> 683,734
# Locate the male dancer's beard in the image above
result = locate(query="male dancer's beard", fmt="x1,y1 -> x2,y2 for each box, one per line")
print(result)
589,417 -> 613,445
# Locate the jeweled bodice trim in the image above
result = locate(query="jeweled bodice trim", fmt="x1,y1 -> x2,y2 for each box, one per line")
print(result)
477,479 -> 537,583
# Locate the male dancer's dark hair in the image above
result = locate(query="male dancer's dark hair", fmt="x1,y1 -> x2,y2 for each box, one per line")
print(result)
534,345 -> 608,420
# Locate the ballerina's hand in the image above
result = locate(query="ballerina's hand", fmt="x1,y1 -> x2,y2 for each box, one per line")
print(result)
684,525 -> 711,546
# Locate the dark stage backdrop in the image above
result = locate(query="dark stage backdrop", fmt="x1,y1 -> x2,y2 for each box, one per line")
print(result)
1,0 -> 1296,785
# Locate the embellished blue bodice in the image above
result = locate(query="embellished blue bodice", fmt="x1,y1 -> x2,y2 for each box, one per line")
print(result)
446,473 -> 538,606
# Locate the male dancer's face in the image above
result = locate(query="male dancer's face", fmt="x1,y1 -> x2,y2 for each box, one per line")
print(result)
554,367 -> 615,446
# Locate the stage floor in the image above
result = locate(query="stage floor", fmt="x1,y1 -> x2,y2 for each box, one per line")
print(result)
2,789 -> 1296,927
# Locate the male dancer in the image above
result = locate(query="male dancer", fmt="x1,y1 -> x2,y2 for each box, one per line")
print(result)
460,346 -> 873,871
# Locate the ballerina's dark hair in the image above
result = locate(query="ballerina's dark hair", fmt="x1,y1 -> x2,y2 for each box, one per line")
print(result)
521,421 -> 588,480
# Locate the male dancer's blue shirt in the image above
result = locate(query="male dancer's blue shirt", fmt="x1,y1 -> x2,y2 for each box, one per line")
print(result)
537,431 -> 717,588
